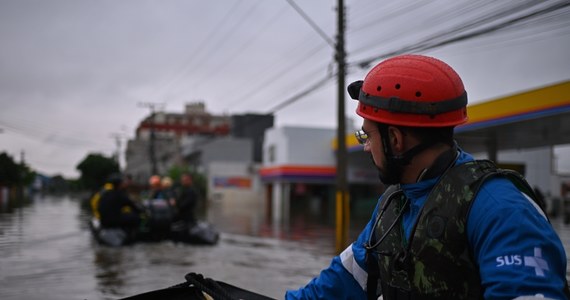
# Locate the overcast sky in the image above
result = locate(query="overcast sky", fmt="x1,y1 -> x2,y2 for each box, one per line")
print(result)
1,0 -> 569,178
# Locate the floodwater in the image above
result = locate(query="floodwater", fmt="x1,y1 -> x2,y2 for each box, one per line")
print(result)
0,193 -> 569,300
0,193 -> 337,300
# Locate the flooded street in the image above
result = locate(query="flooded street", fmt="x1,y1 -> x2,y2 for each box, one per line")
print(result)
1,193 -> 569,300
0,194 -> 336,300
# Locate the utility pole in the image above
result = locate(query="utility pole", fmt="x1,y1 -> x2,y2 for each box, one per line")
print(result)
139,102 -> 165,176
284,0 -> 349,253
335,0 -> 349,254
109,132 -> 127,169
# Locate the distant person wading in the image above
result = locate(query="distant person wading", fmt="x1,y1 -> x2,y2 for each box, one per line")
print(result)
174,173 -> 199,225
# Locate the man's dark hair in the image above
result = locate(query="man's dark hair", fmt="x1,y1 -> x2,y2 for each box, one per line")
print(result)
405,126 -> 454,146
384,124 -> 455,146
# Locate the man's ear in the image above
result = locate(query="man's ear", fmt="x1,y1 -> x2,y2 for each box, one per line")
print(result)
387,126 -> 405,153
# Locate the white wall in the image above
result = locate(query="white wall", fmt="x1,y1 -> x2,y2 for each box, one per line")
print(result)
207,161 -> 262,212
473,146 -> 557,196
263,126 -> 335,166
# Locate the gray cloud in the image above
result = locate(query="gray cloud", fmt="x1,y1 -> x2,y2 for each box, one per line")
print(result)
1,0 -> 568,177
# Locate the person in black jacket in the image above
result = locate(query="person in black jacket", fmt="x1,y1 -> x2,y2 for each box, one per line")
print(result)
98,173 -> 142,229
175,173 -> 198,225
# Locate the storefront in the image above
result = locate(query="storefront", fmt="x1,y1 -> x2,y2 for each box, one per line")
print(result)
260,126 -> 382,224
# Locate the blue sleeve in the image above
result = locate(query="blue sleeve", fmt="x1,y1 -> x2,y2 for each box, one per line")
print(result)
285,202 -> 380,300
467,177 -> 568,300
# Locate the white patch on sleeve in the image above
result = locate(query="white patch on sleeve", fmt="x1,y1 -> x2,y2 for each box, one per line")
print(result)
522,192 -> 547,220
512,295 -> 555,300
340,245 -> 368,291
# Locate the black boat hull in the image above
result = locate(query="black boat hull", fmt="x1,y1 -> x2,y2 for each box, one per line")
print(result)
89,218 -> 219,247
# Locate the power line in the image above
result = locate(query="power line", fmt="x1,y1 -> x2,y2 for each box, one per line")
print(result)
349,1 -> 492,55
181,2 -> 263,93
351,0 -> 570,68
348,0 -> 431,33
228,42 -> 330,111
0,119 -> 108,148
268,72 -> 336,113
285,0 -> 335,47
257,0 -> 570,118
142,0 -> 243,105
200,0 -> 337,114
191,4 -> 290,93
227,1 -> 488,114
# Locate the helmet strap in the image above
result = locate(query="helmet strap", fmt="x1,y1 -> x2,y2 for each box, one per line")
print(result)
376,124 -> 404,185
378,123 -> 438,166
392,140 -> 439,166
376,123 -> 440,184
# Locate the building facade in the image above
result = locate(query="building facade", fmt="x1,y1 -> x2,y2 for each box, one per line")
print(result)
124,102 -> 274,205
125,102 -> 231,183
259,126 -> 381,224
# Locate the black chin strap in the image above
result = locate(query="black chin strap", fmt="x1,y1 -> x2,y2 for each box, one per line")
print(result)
390,140 -> 439,166
378,124 -> 440,167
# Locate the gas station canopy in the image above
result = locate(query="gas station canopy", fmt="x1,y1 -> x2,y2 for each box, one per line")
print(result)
455,80 -> 570,158
337,80 -> 570,160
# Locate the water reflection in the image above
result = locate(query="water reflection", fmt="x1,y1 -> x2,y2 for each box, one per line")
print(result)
94,248 -> 128,297
0,191 -> 32,213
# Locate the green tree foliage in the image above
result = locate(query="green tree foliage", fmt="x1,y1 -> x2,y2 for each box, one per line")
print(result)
76,153 -> 119,191
0,152 -> 21,186
167,165 -> 184,182
0,152 -> 35,187
19,163 -> 35,186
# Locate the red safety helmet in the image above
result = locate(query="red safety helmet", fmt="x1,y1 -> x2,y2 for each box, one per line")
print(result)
348,54 -> 468,127
149,175 -> 161,187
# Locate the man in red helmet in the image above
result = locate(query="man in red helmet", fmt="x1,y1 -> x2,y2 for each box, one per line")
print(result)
286,54 -> 569,299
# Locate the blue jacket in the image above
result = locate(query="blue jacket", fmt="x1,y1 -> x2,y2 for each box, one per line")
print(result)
285,150 -> 568,300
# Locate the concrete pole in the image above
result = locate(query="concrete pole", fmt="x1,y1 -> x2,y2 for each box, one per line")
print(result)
335,0 -> 350,254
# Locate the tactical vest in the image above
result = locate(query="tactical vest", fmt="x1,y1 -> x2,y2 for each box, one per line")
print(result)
369,160 -> 544,300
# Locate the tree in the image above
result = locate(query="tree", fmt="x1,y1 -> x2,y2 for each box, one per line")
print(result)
0,152 -> 35,188
0,152 -> 21,186
18,163 -> 36,186
76,153 -> 119,191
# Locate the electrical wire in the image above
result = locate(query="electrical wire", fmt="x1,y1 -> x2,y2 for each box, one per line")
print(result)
229,43 -> 330,110
5,0 -> 570,176
267,69 -> 336,113
0,119 -> 108,148
262,0 -> 570,117
140,0 -> 244,105
189,4 -> 290,94
286,0 -> 335,47
351,0 -> 570,68
218,1 -> 337,112
348,0 -> 431,33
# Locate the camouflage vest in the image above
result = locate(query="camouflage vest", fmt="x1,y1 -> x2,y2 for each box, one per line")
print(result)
371,160 -> 541,300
